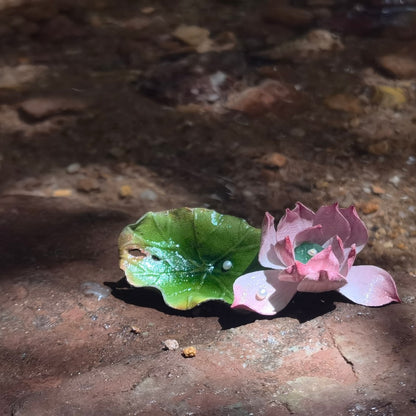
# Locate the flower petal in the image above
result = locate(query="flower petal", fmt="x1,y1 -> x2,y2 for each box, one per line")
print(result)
231,270 -> 298,315
339,206 -> 368,253
323,236 -> 345,267
337,265 -> 401,306
314,203 -> 351,244
276,202 -> 315,242
296,245 -> 342,281
259,212 -> 285,269
339,244 -> 356,277
294,224 -> 325,247
275,236 -> 295,266
297,274 -> 347,292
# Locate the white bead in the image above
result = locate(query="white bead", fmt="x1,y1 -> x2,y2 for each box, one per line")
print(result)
307,248 -> 318,256
222,260 -> 233,271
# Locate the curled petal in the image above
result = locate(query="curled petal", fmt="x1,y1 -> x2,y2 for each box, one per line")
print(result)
259,212 -> 286,269
275,236 -> 295,266
232,270 -> 298,315
314,203 -> 351,245
339,244 -> 357,277
338,265 -> 401,306
339,206 -> 368,253
294,224 -> 325,247
323,236 -> 345,268
276,202 -> 315,242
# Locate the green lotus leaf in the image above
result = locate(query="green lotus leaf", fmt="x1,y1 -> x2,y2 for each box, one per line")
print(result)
118,208 -> 261,310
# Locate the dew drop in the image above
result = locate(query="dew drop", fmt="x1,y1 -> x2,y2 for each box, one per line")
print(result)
222,260 -> 233,271
307,248 -> 318,257
255,287 -> 268,301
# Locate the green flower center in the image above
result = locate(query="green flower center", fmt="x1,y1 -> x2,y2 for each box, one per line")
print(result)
294,241 -> 324,264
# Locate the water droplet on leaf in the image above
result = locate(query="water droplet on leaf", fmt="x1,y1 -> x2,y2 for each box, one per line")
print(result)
222,260 -> 233,271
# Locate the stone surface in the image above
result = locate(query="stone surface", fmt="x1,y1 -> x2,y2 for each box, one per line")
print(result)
262,5 -> 314,28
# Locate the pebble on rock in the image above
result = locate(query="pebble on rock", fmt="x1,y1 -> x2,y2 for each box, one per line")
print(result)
371,185 -> 385,195
77,178 -> 100,193
19,97 -> 87,121
119,185 -> 133,199
225,79 -> 299,117
0,64 -> 47,89
372,85 -> 406,108
258,152 -> 287,168
325,93 -> 362,114
360,201 -> 379,215
162,339 -> 180,351
66,163 -> 81,174
52,189 -> 72,197
182,346 -> 197,358
376,54 -> 416,79
140,189 -> 158,201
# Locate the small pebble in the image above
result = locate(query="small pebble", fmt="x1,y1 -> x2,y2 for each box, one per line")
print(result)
162,339 -> 179,351
52,189 -> 72,197
77,178 -> 100,193
119,185 -> 133,198
389,175 -> 401,187
258,152 -> 287,168
66,163 -> 81,174
406,156 -> 416,165
360,201 -> 379,215
130,325 -> 141,334
141,6 -> 155,14
140,189 -> 158,201
182,346 -> 197,358
371,185 -> 385,195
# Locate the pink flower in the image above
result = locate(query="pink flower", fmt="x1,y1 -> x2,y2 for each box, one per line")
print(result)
231,202 -> 400,315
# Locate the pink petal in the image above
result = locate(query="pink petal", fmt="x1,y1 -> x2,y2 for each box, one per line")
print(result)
323,236 -> 345,267
231,270 -> 298,315
314,203 -> 351,245
339,206 -> 368,253
259,212 -> 286,269
275,236 -> 295,266
339,244 -> 357,277
337,265 -> 401,306
296,245 -> 342,281
297,274 -> 347,292
294,224 -> 325,246
276,202 -> 315,242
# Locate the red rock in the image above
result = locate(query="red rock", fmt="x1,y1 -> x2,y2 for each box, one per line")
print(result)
258,152 -> 287,168
377,54 -> 416,79
19,97 -> 87,121
225,79 -> 300,116
325,93 -> 362,114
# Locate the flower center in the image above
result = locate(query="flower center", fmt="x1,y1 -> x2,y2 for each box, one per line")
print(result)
294,242 -> 324,264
